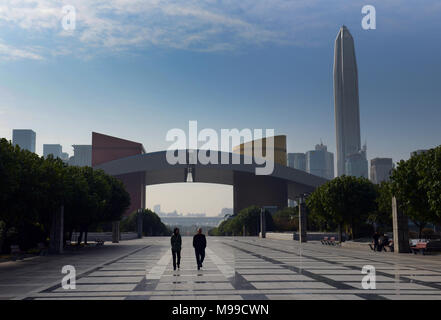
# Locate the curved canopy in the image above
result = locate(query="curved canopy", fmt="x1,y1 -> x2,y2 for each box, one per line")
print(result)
95,149 -> 328,199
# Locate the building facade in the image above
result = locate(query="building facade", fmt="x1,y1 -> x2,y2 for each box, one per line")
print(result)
69,145 -> 92,166
370,157 -> 393,184
306,143 -> 334,180
345,147 -> 368,178
334,25 -> 364,177
43,144 -> 62,158
287,153 -> 306,171
12,129 -> 36,153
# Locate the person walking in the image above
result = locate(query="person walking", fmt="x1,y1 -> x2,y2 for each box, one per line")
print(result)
372,231 -> 380,251
170,228 -> 182,271
193,228 -> 207,270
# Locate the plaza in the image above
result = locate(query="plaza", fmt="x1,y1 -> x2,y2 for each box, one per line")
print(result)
2,237 -> 441,300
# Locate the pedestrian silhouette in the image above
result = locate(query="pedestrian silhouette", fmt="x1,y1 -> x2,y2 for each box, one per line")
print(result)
170,228 -> 182,271
193,228 -> 207,270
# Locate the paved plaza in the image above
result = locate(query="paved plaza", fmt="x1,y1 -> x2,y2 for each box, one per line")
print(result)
1,237 -> 441,300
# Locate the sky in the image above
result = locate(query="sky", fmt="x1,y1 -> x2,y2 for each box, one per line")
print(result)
1,0 -> 441,216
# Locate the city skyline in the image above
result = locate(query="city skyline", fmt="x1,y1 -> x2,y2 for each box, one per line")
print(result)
2,1 -> 441,216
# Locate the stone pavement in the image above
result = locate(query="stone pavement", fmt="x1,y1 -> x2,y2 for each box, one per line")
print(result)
2,237 -> 441,300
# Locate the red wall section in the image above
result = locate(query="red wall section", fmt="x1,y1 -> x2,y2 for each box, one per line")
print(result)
92,132 -> 144,166
92,132 -> 145,216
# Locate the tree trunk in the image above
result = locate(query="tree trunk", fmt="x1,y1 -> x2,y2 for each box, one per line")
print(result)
77,230 -> 83,245
0,224 -> 9,254
84,226 -> 88,245
338,223 -> 343,243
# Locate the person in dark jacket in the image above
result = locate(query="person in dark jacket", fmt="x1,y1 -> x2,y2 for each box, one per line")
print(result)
193,228 -> 207,270
372,231 -> 380,251
170,228 -> 182,271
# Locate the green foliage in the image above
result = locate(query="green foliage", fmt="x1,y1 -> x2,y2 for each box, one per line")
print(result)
272,207 -> 298,232
390,146 -> 441,237
209,206 -> 274,236
120,209 -> 170,236
306,175 -> 377,239
0,138 -> 131,253
368,181 -> 393,230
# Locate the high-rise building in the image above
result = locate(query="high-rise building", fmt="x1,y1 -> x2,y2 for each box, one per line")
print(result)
334,25 -> 364,177
68,145 -> 92,166
345,145 -> 368,178
370,158 -> 393,184
43,144 -> 62,159
61,152 -> 69,161
287,153 -> 306,171
12,129 -> 36,153
306,143 -> 334,180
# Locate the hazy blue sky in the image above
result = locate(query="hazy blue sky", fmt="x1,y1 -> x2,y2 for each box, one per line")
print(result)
1,0 -> 440,215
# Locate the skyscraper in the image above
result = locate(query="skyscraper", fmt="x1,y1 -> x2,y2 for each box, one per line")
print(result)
68,145 -> 92,166
370,158 -> 393,184
12,129 -> 36,153
334,25 -> 363,176
43,144 -> 62,158
306,143 -> 334,180
287,153 -> 306,171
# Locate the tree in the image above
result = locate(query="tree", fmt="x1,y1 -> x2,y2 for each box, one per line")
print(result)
391,147 -> 441,238
273,207 -> 298,232
306,175 -> 377,241
120,209 -> 170,236
390,153 -> 433,239
419,147 -> 441,225
368,181 -> 393,231
209,206 -> 273,236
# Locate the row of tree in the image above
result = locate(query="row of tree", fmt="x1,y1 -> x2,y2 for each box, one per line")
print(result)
0,138 -> 130,253
209,206 -> 274,236
210,145 -> 441,240
306,145 -> 441,240
120,209 -> 170,236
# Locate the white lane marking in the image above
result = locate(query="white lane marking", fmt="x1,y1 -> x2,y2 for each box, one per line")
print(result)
146,250 -> 172,280
206,247 -> 235,279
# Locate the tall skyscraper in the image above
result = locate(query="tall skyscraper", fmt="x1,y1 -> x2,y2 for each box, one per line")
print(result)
12,129 -> 36,153
43,144 -> 62,158
334,25 -> 363,176
306,143 -> 334,180
370,158 -> 393,184
287,153 -> 306,171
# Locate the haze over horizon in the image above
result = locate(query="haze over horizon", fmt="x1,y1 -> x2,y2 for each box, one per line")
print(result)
1,0 -> 440,216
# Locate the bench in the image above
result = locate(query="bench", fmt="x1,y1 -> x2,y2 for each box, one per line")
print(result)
10,245 -> 24,261
38,242 -> 48,256
411,241 -> 441,255
328,237 -> 337,246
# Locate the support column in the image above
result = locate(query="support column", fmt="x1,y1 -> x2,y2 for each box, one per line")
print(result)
49,206 -> 64,254
260,208 -> 266,238
112,221 -> 120,243
137,209 -> 143,239
299,196 -> 307,243
392,196 -> 410,253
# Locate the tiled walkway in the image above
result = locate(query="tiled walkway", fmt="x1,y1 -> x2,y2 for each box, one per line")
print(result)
2,237 -> 441,300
